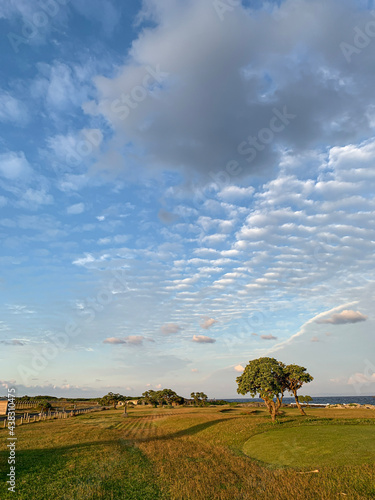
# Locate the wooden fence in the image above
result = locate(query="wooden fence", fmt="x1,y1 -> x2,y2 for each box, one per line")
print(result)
2,407 -> 105,428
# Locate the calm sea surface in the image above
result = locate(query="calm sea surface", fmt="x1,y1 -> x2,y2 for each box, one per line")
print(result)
223,396 -> 375,405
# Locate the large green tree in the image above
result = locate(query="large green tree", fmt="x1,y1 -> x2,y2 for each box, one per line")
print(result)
161,389 -> 180,406
285,364 -> 314,415
236,357 -> 286,422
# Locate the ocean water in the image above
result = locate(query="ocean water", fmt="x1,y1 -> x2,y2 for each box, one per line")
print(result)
223,396 -> 375,406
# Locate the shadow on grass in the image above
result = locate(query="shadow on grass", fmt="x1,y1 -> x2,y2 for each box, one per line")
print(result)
0,439 -> 116,480
138,417 -> 235,443
0,439 -> 165,500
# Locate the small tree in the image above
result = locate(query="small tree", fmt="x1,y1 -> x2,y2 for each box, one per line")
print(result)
190,392 -> 199,406
198,392 -> 208,406
299,395 -> 313,407
38,401 -> 52,414
285,365 -> 314,416
236,357 -> 286,422
190,392 -> 208,406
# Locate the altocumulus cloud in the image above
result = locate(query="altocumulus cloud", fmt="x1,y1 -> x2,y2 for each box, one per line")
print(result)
67,203 -> 85,215
0,339 -> 25,346
316,310 -> 368,325
161,323 -> 181,334
200,317 -> 217,329
192,335 -> 216,344
103,336 -> 145,345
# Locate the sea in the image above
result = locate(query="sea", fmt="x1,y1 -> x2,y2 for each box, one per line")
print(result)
223,396 -> 375,406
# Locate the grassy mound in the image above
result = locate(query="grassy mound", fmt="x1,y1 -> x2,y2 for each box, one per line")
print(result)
243,424 -> 375,468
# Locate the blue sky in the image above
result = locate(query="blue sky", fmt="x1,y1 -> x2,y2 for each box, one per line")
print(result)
0,0 -> 374,398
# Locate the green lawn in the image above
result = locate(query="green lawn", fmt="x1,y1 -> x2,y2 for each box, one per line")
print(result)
243,424 -> 375,468
1,406 -> 375,499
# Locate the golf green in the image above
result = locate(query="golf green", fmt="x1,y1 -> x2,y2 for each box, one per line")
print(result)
243,424 -> 375,468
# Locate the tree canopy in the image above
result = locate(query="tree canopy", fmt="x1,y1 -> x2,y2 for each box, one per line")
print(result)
141,389 -> 184,407
284,364 -> 314,415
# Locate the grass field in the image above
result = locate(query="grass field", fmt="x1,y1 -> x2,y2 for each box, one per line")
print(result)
1,405 -> 375,499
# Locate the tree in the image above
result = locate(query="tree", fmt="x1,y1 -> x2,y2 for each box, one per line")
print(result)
190,392 -> 208,406
299,395 -> 313,407
142,390 -> 159,407
100,392 -> 124,409
236,357 -> 286,422
198,392 -> 208,406
38,401 -> 52,414
285,365 -> 314,416
161,389 -> 179,406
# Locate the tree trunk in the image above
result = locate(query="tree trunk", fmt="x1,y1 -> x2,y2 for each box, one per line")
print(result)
263,398 -> 277,423
270,403 -> 277,423
275,394 -> 283,415
293,390 -> 306,415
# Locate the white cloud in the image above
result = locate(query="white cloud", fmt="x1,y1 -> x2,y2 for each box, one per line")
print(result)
316,310 -> 368,325
67,203 -> 85,215
234,364 -> 244,372
192,335 -> 216,344
18,189 -> 53,209
126,336 -> 145,345
0,151 -> 32,180
347,373 -> 375,385
261,334 -> 277,341
103,337 -> 127,344
200,317 -> 217,330
103,336 -> 144,345
32,61 -> 95,114
72,253 -> 96,266
0,92 -> 28,125
218,186 -> 255,202
161,323 -> 181,334
7,304 -> 35,315
267,302 -> 359,355
0,339 -> 25,346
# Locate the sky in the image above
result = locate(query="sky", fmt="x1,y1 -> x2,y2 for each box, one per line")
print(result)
0,0 -> 374,399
